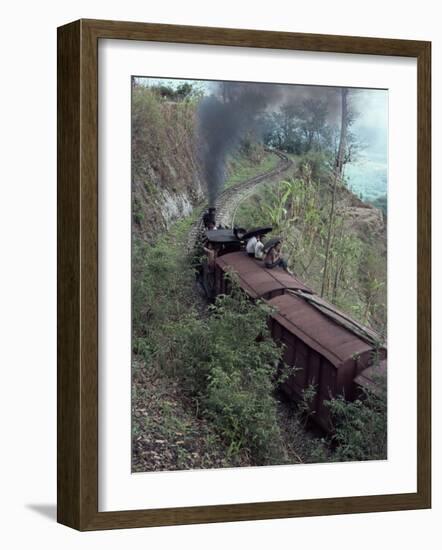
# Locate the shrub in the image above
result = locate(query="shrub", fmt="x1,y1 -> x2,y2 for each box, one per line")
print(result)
325,380 -> 387,462
132,227 -> 196,359
163,281 -> 286,464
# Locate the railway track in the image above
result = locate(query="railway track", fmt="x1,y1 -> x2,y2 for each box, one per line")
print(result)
187,150 -> 292,250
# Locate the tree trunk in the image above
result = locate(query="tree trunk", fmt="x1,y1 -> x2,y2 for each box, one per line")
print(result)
332,215 -> 346,300
335,89 -> 349,179
321,88 -> 348,297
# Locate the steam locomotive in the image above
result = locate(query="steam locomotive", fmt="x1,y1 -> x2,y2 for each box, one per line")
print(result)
198,212 -> 387,431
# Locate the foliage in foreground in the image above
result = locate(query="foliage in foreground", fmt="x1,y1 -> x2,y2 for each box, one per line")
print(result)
163,282 -> 287,463
132,166 -> 387,468
132,218 -> 197,360
325,380 -> 387,462
133,226 -> 287,464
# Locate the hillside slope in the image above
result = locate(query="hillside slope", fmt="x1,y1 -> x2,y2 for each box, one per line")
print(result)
132,85 -> 205,241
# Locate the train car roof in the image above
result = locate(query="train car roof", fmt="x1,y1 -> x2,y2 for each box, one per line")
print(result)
205,229 -> 239,243
268,293 -> 374,368
215,251 -> 313,298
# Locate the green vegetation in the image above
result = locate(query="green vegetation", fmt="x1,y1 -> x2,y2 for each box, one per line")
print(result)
224,143 -> 280,188
234,157 -> 387,335
325,381 -> 387,462
132,209 -> 386,469
133,218 -> 288,466
132,216 -> 241,471
145,81 -> 202,102
132,356 -> 236,472
132,216 -> 197,361
259,87 -> 387,213
262,99 -> 334,155
164,282 -> 286,463
131,81 -> 204,240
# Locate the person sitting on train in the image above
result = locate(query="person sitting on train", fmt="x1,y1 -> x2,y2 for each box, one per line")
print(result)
264,242 -> 291,273
254,235 -> 265,260
246,235 -> 257,257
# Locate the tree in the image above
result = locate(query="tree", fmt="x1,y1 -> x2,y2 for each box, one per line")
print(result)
261,98 -> 333,154
298,98 -> 329,152
321,88 -> 349,297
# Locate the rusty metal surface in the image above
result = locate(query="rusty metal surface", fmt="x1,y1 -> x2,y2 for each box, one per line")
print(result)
215,251 -> 312,298
214,249 -> 387,432
205,229 -> 239,243
268,293 -> 373,368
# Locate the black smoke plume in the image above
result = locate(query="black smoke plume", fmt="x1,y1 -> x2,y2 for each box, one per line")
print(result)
197,82 -> 280,206
196,82 -> 350,205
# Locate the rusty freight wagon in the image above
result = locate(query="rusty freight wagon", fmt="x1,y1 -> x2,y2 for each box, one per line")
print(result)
208,250 -> 387,431
202,227 -> 387,432
214,251 -> 313,299
268,293 -> 386,431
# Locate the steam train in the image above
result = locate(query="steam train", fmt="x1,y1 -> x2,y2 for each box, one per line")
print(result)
198,214 -> 387,431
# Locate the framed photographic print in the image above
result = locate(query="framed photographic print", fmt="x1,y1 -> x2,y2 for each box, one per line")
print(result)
57,19 -> 431,530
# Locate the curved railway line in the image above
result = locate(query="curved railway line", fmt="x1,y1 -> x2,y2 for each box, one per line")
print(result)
187,149 -> 292,250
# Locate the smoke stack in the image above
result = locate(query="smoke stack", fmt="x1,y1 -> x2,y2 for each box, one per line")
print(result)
203,207 -> 217,229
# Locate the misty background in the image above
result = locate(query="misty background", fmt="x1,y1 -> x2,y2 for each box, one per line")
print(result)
134,76 -> 388,207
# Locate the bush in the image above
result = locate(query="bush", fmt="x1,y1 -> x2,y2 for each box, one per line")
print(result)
132,226 -> 196,359
133,228 -> 287,465
163,281 -> 286,464
325,380 -> 387,462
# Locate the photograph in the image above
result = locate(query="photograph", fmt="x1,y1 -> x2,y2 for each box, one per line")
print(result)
0,0 -> 435,541
131,76 -> 388,473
